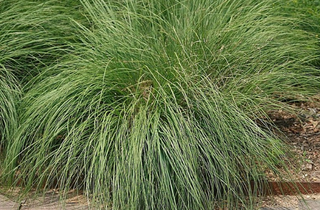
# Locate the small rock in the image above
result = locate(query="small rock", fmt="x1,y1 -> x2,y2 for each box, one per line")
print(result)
311,171 -> 320,179
302,163 -> 313,171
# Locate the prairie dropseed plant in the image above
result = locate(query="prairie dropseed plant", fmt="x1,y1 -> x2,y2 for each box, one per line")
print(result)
0,67 -> 20,151
0,0 -> 87,150
1,0 -> 320,209
0,0 -> 86,85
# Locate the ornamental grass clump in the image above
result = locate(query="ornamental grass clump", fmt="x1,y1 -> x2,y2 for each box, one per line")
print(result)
0,67 -> 20,150
0,0 -> 86,149
2,0 -> 320,209
0,0 -> 86,85
276,0 -> 320,69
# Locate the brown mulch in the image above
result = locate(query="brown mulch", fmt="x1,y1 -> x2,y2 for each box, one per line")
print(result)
266,95 -> 320,183
257,95 -> 320,209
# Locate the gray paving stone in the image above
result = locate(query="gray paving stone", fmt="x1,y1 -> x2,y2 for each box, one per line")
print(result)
0,192 -> 89,210
21,203 -> 88,210
20,193 -> 89,210
299,199 -> 320,210
0,194 -> 19,210
260,207 -> 296,210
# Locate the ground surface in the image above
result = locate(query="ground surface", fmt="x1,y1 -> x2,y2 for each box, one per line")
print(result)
259,94 -> 320,209
267,95 -> 320,182
0,189 -> 89,210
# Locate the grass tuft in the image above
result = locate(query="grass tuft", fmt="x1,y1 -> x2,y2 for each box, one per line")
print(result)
1,0 -> 319,209
0,66 -> 20,151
